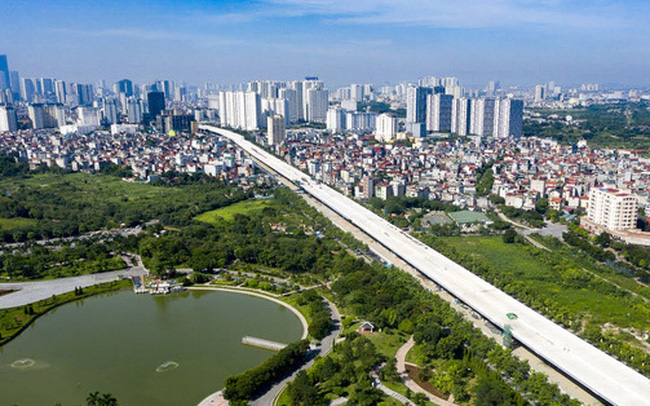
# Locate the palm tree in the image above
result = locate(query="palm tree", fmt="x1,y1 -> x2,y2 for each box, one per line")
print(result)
86,392 -> 100,406
100,393 -> 118,406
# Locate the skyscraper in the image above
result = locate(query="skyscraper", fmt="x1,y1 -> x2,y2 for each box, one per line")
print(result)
494,98 -> 524,138
376,113 -> 397,142
117,79 -> 134,97
534,84 -> 545,103
305,88 -> 328,123
71,83 -> 94,106
9,71 -> 20,100
470,98 -> 496,136
21,78 -> 35,102
147,91 -> 165,118
55,80 -> 67,104
267,115 -> 286,146
451,97 -> 472,135
426,93 -> 453,132
278,88 -> 299,122
326,108 -> 346,132
217,90 -> 260,131
406,85 -> 431,125
0,55 -> 10,90
101,98 -> 119,124
0,105 -> 18,132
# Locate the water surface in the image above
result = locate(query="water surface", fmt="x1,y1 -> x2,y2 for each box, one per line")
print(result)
0,289 -> 303,405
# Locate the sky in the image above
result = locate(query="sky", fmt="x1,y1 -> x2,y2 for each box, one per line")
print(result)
1,0 -> 649,88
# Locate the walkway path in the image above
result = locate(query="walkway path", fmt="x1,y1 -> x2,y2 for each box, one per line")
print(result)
0,262 -> 145,309
395,337 -> 456,406
494,209 -> 533,230
370,370 -> 410,405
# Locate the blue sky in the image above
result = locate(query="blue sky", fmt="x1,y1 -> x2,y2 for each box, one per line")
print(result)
1,0 -> 649,87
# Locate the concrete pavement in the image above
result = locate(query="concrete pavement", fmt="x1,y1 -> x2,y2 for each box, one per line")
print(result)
0,266 -> 144,309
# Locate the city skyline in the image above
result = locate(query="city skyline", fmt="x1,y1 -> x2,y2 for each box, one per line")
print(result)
2,0 -> 650,87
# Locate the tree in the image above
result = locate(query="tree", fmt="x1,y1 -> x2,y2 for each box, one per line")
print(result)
595,232 -> 612,248
411,392 -> 428,406
535,198 -> 549,215
502,229 -> 517,244
100,393 -> 118,406
286,371 -> 325,406
86,392 -> 101,406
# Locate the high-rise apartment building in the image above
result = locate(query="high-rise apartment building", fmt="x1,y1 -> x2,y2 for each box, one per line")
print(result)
426,93 -> 453,132
451,97 -> 472,135
101,98 -> 119,124
126,98 -> 143,123
147,91 -> 165,118
54,80 -> 67,104
217,90 -> 260,131
117,79 -> 134,97
376,113 -> 397,142
0,105 -> 18,132
9,71 -> 20,100
350,84 -> 364,102
470,98 -> 496,136
71,83 -> 94,106
587,188 -> 638,232
406,85 -> 432,125
278,88 -> 298,122
267,115 -> 286,146
494,98 -> 524,138
305,88 -> 328,123
326,108 -> 346,132
21,78 -> 36,102
0,55 -> 10,90
345,111 -> 376,132
28,104 -> 65,129
534,84 -> 545,103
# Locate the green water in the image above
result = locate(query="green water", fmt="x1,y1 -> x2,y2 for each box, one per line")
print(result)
0,289 -> 303,405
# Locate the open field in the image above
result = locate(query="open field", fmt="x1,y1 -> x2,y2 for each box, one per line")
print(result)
440,235 -> 650,330
194,199 -> 273,224
0,172 -> 244,240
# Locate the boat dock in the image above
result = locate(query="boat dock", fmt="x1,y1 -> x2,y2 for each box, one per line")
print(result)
241,336 -> 287,351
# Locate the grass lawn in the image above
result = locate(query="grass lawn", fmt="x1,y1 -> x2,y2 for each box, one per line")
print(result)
440,235 -> 650,330
0,217 -> 41,229
366,330 -> 408,359
194,199 -> 273,224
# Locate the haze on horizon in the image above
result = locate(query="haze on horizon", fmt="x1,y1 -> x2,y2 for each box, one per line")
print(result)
2,0 -> 649,88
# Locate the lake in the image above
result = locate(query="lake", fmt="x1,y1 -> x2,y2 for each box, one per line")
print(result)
0,289 -> 304,405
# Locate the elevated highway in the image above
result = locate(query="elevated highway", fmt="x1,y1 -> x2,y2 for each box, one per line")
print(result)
200,125 -> 650,405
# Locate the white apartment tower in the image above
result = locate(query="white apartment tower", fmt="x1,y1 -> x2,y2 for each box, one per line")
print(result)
451,97 -> 472,135
326,108 -> 346,132
376,113 -> 397,142
305,88 -> 328,123
587,188 -> 638,232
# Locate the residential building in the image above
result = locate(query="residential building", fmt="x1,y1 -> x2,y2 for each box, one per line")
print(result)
586,188 -> 638,232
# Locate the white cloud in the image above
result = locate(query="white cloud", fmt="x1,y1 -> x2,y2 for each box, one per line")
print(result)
257,0 -> 626,29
